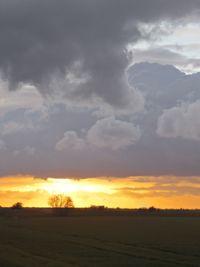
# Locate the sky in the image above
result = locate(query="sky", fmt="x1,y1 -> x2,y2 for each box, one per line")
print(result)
1,0 -> 200,208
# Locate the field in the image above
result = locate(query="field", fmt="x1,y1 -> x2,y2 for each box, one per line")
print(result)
1,216 -> 200,267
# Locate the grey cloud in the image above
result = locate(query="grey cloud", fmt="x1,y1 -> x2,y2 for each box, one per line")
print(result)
132,47 -> 189,66
48,66 -> 145,117
1,62 -> 200,178
157,100 -> 200,141
13,146 -> 36,157
128,62 -> 200,109
130,47 -> 200,73
87,117 -> 141,150
0,140 -> 6,150
1,121 -> 35,136
0,0 -> 200,110
56,131 -> 85,151
0,79 -> 45,117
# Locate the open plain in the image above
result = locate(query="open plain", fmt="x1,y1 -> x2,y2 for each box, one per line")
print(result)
1,215 -> 200,267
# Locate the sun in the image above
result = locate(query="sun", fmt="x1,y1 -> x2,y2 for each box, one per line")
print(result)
40,178 -> 75,194
40,178 -> 113,195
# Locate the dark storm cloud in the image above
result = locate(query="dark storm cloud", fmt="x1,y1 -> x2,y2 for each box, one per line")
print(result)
0,0 -> 200,108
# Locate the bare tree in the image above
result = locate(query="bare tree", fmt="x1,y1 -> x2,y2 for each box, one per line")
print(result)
48,194 -> 74,208
11,202 -> 23,209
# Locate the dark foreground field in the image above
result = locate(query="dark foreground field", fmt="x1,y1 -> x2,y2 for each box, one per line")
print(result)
1,216 -> 200,267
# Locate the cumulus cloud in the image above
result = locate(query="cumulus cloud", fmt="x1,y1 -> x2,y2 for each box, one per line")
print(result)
87,117 -> 141,150
1,62 -> 200,178
157,100 -> 200,141
56,131 -> 85,151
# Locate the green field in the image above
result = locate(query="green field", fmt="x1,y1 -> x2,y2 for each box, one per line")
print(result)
1,216 -> 200,267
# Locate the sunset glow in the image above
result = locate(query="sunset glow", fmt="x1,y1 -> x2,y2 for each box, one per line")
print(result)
1,176 -> 200,209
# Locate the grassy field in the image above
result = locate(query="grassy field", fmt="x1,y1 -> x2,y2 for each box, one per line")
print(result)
0,216 -> 200,267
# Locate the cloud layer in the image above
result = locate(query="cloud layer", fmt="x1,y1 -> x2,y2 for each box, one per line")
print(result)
0,1 -> 200,178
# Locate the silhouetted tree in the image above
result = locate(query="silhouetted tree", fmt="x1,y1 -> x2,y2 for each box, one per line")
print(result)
48,194 -> 74,208
148,206 -> 157,212
11,202 -> 23,209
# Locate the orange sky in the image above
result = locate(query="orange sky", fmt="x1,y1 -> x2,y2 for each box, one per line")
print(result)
0,176 -> 200,209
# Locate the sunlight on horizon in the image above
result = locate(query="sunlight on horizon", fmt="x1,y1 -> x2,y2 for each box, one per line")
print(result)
41,178 -> 115,194
0,176 -> 200,209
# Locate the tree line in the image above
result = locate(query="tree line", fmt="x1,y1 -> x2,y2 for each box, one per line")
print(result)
0,194 -> 74,209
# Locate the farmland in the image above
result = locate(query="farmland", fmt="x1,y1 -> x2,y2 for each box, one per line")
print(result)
0,215 -> 200,267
